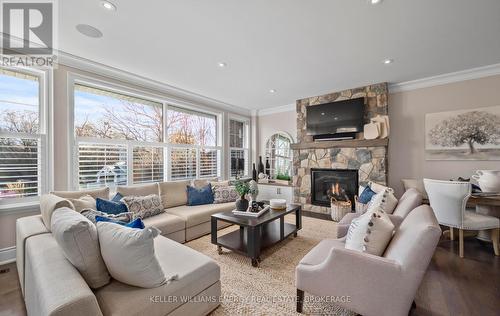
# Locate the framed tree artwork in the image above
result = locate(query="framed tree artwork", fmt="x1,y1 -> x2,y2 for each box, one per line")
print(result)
425,105 -> 500,160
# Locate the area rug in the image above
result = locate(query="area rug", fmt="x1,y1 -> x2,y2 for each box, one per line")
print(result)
185,215 -> 355,316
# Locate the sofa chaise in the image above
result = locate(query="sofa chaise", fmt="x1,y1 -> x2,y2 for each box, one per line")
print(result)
16,179 -> 237,316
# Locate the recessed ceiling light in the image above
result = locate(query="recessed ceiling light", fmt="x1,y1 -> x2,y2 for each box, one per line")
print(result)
100,0 -> 116,11
269,89 -> 276,93
370,0 -> 383,4
218,62 -> 227,68
383,58 -> 394,64
76,24 -> 103,38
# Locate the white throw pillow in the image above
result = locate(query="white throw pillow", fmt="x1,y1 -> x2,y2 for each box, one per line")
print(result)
345,207 -> 395,256
367,189 -> 398,214
368,181 -> 394,194
67,195 -> 96,212
51,208 -> 110,289
97,222 -> 167,288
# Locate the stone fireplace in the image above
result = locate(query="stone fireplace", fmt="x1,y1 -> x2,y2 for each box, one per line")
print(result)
311,168 -> 358,209
292,83 -> 389,215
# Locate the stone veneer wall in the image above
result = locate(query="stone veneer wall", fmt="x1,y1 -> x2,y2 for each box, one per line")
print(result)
293,83 -> 389,215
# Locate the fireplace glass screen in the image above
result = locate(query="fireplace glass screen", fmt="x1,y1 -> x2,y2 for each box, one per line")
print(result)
311,168 -> 358,209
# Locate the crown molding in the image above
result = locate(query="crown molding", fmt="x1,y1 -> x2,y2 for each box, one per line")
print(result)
389,63 -> 500,93
257,103 -> 296,116
56,51 -> 251,116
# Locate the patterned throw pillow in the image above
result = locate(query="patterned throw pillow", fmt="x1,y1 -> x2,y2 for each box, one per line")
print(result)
81,209 -> 134,224
212,185 -> 239,204
96,197 -> 128,215
121,194 -> 164,219
95,216 -> 145,229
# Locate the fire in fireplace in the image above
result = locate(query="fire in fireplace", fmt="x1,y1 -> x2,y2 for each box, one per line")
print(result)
311,168 -> 358,209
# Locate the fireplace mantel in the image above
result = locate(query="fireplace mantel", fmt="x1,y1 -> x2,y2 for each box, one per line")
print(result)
291,138 -> 388,150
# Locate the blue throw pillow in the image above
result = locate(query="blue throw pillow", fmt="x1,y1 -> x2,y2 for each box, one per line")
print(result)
96,197 -> 128,215
359,186 -> 377,204
95,216 -> 145,229
111,192 -> 124,202
187,183 -> 214,206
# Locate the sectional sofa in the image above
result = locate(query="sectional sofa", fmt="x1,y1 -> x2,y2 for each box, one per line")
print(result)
16,179 -> 236,316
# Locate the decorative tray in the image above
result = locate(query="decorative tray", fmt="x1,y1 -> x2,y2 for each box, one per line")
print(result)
232,205 -> 270,217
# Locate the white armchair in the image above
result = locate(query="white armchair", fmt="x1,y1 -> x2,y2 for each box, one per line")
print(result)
423,178 -> 499,258
296,205 -> 441,316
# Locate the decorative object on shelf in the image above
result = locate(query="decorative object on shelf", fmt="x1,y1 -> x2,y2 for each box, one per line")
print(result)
252,163 -> 257,181
370,115 -> 390,139
258,172 -> 269,183
258,156 -> 265,173
270,198 -> 286,210
363,122 -> 380,140
425,105 -> 500,160
275,172 -> 291,185
472,170 -> 500,193
234,180 -> 250,211
265,158 -> 271,177
249,180 -> 259,201
330,197 -> 352,222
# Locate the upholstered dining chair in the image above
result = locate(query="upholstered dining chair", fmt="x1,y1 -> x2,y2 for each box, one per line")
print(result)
423,178 -> 499,258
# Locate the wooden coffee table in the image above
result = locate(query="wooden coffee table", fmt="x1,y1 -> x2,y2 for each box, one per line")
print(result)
211,204 -> 302,267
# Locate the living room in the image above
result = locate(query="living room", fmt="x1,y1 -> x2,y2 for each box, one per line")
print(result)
1,1 -> 499,316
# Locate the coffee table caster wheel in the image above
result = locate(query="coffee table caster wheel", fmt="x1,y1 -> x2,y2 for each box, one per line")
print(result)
217,246 -> 222,255
294,232 -> 298,237
251,258 -> 259,267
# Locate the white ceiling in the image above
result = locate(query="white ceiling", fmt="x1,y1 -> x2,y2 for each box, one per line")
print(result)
59,0 -> 500,110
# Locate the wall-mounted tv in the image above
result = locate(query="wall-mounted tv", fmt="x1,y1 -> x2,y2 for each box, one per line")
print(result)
306,98 -> 365,138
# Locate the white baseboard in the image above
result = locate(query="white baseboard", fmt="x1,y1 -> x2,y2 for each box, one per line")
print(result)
0,246 -> 16,265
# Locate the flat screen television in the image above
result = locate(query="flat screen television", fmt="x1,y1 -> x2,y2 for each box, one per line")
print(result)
306,97 -> 365,137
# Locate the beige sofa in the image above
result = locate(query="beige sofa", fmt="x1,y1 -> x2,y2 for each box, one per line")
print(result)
17,180 -> 236,316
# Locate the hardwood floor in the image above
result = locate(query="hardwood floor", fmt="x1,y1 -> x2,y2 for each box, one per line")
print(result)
0,237 -> 498,316
0,263 -> 26,316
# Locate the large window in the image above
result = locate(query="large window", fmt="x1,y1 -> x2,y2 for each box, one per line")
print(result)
73,82 -> 221,189
167,106 -> 220,180
229,118 -> 249,178
0,68 -> 47,204
74,84 -> 163,189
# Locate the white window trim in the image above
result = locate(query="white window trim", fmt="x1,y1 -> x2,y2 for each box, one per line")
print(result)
228,114 -> 250,179
67,73 -> 226,190
0,66 -> 53,210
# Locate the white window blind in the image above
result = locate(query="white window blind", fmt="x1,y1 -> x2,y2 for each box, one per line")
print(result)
199,149 -> 220,178
170,147 -> 197,180
0,136 -> 41,199
0,68 -> 47,204
78,142 -> 127,189
133,146 -> 164,184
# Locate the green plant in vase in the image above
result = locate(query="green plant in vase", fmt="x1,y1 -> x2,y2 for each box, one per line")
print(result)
234,180 -> 250,211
